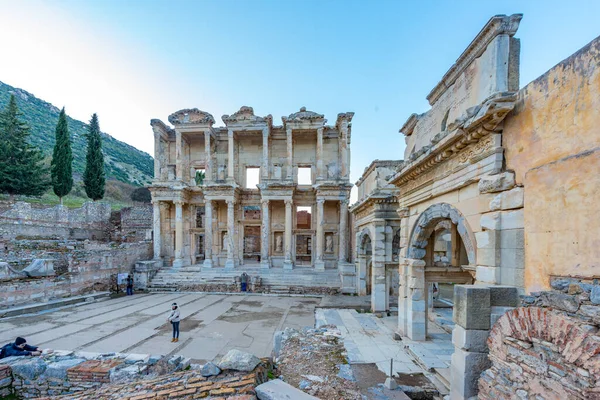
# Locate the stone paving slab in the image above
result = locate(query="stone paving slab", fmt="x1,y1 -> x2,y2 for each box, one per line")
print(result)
0,294 -> 319,363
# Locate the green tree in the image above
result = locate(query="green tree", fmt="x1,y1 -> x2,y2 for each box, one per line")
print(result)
130,187 -> 151,203
51,108 -> 73,203
195,170 -> 205,185
83,113 -> 105,200
0,95 -> 49,197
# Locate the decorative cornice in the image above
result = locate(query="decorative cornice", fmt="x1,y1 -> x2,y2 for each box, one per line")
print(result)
335,112 -> 354,129
168,109 -> 215,126
426,14 -> 522,106
150,119 -> 174,139
350,191 -> 398,214
355,159 -> 404,187
390,92 -> 516,187
399,113 -> 419,136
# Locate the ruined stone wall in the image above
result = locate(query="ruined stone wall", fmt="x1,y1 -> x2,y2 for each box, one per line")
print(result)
479,277 -> 600,399
502,36 -> 600,292
0,201 -> 112,241
0,241 -> 151,309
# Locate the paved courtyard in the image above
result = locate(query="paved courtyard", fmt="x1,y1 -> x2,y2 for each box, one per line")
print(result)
0,293 -> 319,362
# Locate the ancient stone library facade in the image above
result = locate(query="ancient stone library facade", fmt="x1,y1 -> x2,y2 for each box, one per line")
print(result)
149,106 -> 353,272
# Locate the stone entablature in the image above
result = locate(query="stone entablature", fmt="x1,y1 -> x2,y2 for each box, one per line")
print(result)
148,107 -> 354,276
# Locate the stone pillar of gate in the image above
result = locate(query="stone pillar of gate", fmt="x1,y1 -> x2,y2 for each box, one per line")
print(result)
203,200 -> 213,268
398,258 -> 426,341
371,222 -> 387,312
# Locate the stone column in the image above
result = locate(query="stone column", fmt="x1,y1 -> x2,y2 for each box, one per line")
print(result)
262,127 -> 269,181
372,222 -> 387,312
340,125 -> 348,179
203,200 -> 213,268
286,127 -> 293,181
153,133 -> 161,180
338,199 -> 348,263
316,127 -> 324,180
204,130 -> 213,182
261,199 -> 270,268
405,258 -> 426,340
152,201 -> 161,260
225,199 -> 236,269
315,198 -> 325,270
175,130 -> 183,181
227,129 -> 234,181
173,200 -> 184,267
283,199 -> 293,269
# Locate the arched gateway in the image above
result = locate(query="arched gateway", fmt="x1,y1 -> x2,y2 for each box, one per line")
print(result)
399,203 -> 476,341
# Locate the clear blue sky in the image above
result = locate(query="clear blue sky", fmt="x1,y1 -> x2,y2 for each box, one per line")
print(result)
1,0 -> 599,188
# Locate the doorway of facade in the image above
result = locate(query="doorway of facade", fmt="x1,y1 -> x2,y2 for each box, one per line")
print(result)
295,234 -> 312,266
243,226 -> 261,262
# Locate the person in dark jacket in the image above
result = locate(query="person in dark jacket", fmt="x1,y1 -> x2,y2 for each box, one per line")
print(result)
240,272 -> 248,292
126,274 -> 134,296
0,337 -> 42,358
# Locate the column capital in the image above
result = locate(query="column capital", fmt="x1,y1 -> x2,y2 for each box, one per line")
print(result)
397,207 -> 410,218
262,127 -> 269,137
317,127 -> 324,135
286,127 -> 292,136
261,199 -> 270,205
316,198 -> 326,205
226,199 -> 235,205
174,200 -> 184,206
284,198 -> 294,206
339,199 -> 349,207
227,128 -> 234,138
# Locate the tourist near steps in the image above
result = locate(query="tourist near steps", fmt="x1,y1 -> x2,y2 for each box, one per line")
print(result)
1,5 -> 599,400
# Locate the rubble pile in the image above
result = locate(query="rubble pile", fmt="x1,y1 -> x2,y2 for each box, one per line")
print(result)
275,326 -> 362,399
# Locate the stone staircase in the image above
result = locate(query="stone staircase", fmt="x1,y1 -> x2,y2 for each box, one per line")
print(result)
148,265 -> 342,294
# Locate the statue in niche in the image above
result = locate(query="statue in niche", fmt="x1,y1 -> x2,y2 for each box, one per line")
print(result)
275,234 -> 283,253
327,164 -> 339,179
325,234 -> 333,253
274,165 -> 282,180
223,232 -> 229,253
218,165 -> 226,181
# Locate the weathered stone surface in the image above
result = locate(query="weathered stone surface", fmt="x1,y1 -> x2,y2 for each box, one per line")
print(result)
540,291 -> 579,312
590,286 -> 600,305
478,171 -> 516,194
200,361 -> 221,377
218,349 -> 261,372
10,358 -> 46,380
43,358 -> 86,379
488,286 -> 520,307
450,348 -> 491,399
453,285 -> 491,330
489,186 -> 523,211
255,379 -> 319,400
452,325 -> 489,353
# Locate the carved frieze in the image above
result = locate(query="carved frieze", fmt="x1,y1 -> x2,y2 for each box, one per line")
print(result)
168,109 -> 215,126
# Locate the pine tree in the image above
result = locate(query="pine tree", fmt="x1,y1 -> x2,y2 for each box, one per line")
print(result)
83,113 -> 105,201
0,95 -> 50,197
51,108 -> 73,203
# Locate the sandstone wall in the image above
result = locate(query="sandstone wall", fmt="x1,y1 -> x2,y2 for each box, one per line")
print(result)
479,277 -> 600,399
503,36 -> 600,291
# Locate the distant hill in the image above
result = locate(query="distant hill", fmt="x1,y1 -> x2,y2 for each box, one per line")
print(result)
0,80 -> 153,186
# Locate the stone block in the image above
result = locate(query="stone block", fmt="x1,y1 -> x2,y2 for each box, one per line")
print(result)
476,266 -> 498,284
489,187 -> 524,211
480,212 -> 500,231
217,349 -> 260,372
591,286 -> 600,305
490,306 -> 515,327
541,291 -> 579,312
453,285 -> 491,330
475,230 -> 496,249
478,171 -> 515,194
256,379 -> 319,399
500,266 -> 524,289
452,325 -> 489,353
499,228 -> 524,249
11,358 -> 46,380
498,209 -> 524,230
500,248 -> 525,270
43,359 -> 86,380
488,286 -> 520,306
476,248 -> 500,267
450,348 -> 490,399
200,362 -> 221,377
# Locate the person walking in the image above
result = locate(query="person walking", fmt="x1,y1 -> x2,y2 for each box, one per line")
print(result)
126,274 -> 134,296
167,302 -> 180,342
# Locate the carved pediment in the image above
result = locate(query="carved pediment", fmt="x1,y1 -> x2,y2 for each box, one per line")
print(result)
283,107 -> 325,123
168,109 -> 215,125
222,106 -> 271,125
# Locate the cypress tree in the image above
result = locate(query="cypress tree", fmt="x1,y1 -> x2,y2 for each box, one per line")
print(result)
0,95 -> 50,197
83,113 -> 105,201
51,108 -> 73,203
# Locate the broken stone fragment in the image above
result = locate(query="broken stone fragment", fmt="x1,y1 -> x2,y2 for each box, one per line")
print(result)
217,349 -> 260,372
200,361 -> 221,377
478,171 -> 516,194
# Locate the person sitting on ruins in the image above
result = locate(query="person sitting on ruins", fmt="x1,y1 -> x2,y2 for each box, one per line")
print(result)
0,337 -> 43,358
167,302 -> 180,343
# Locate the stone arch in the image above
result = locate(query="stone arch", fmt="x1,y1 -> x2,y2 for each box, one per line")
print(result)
407,203 -> 476,265
358,228 -> 373,256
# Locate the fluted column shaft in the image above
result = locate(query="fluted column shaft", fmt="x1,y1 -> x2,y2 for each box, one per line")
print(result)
283,199 -> 293,269
261,199 -> 270,268
152,201 -> 161,259
338,199 -> 348,262
174,201 -> 184,266
175,131 -> 183,181
315,199 -> 325,270
286,128 -> 293,180
204,130 -> 213,182
316,127 -> 324,180
227,129 -> 234,181
204,200 -> 213,268
225,199 -> 236,268
262,128 -> 269,181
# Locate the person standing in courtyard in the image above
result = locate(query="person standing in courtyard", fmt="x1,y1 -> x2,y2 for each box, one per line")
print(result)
167,302 -> 180,342
240,272 -> 248,292
126,274 -> 134,296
